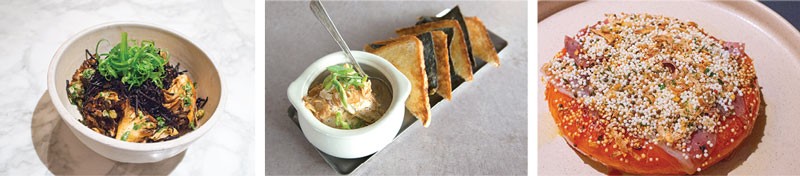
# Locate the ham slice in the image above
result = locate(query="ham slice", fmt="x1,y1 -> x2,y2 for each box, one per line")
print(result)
565,36 -> 581,59
724,42 -> 745,57
656,143 -> 696,174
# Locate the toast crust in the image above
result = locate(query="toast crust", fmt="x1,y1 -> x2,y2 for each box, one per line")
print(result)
430,31 -> 452,100
465,17 -> 500,67
367,35 -> 432,127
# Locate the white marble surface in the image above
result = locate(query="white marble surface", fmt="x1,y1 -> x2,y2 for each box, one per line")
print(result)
266,1 -> 527,174
0,0 -> 254,175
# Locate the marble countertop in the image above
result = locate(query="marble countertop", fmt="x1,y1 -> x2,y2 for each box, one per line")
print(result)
0,0 -> 254,175
266,1 -> 527,174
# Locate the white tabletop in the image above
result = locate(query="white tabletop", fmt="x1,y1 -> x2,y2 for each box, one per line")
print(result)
0,1 -> 254,175
266,1 -> 528,174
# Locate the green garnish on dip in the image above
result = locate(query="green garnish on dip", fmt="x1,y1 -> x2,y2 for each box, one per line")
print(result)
322,64 -> 368,113
334,112 -> 350,130
303,63 -> 385,130
96,32 -> 168,89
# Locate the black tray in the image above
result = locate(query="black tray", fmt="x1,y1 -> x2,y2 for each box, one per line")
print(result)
287,7 -> 508,174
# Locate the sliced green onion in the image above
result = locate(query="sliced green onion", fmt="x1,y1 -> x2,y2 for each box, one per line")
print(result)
334,112 -> 342,126
120,131 -> 130,141
96,32 -> 168,89
335,112 -> 350,129
157,116 -> 165,127
332,78 -> 353,113
81,68 -> 95,79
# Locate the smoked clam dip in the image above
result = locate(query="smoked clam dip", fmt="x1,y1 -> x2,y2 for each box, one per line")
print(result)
303,64 -> 386,129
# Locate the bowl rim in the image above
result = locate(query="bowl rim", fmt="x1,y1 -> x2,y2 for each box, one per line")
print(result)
47,21 -> 225,151
287,51 -> 411,139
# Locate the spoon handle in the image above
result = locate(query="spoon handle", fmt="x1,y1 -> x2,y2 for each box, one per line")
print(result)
309,0 -> 367,77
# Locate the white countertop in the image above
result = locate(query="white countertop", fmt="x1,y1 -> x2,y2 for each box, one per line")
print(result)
0,1 -> 254,175
266,1 -> 528,174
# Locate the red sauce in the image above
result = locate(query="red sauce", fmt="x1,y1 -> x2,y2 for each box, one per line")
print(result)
545,50 -> 760,174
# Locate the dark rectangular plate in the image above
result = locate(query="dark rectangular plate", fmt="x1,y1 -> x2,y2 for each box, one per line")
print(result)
286,7 -> 508,175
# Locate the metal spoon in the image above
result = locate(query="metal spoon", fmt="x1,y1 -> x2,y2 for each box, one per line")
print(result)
309,0 -> 392,94
309,0 -> 366,77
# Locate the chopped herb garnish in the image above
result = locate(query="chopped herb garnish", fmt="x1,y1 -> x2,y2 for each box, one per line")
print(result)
120,131 -> 130,141
659,83 -> 665,90
81,68 -> 95,79
67,83 -> 83,105
189,121 -> 196,130
182,95 -> 192,108
137,111 -> 144,119
183,83 -> 193,95
157,116 -> 165,127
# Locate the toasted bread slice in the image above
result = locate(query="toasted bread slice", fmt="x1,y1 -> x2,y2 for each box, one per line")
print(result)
397,20 -> 473,82
429,31 -> 452,100
366,32 -> 452,101
366,33 -> 438,97
366,35 -> 431,127
465,17 -> 500,67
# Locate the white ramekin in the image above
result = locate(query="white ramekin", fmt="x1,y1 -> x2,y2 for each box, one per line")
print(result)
287,51 -> 410,159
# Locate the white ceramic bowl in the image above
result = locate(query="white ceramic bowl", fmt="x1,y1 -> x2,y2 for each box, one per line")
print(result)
47,22 -> 224,163
288,51 -> 410,159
